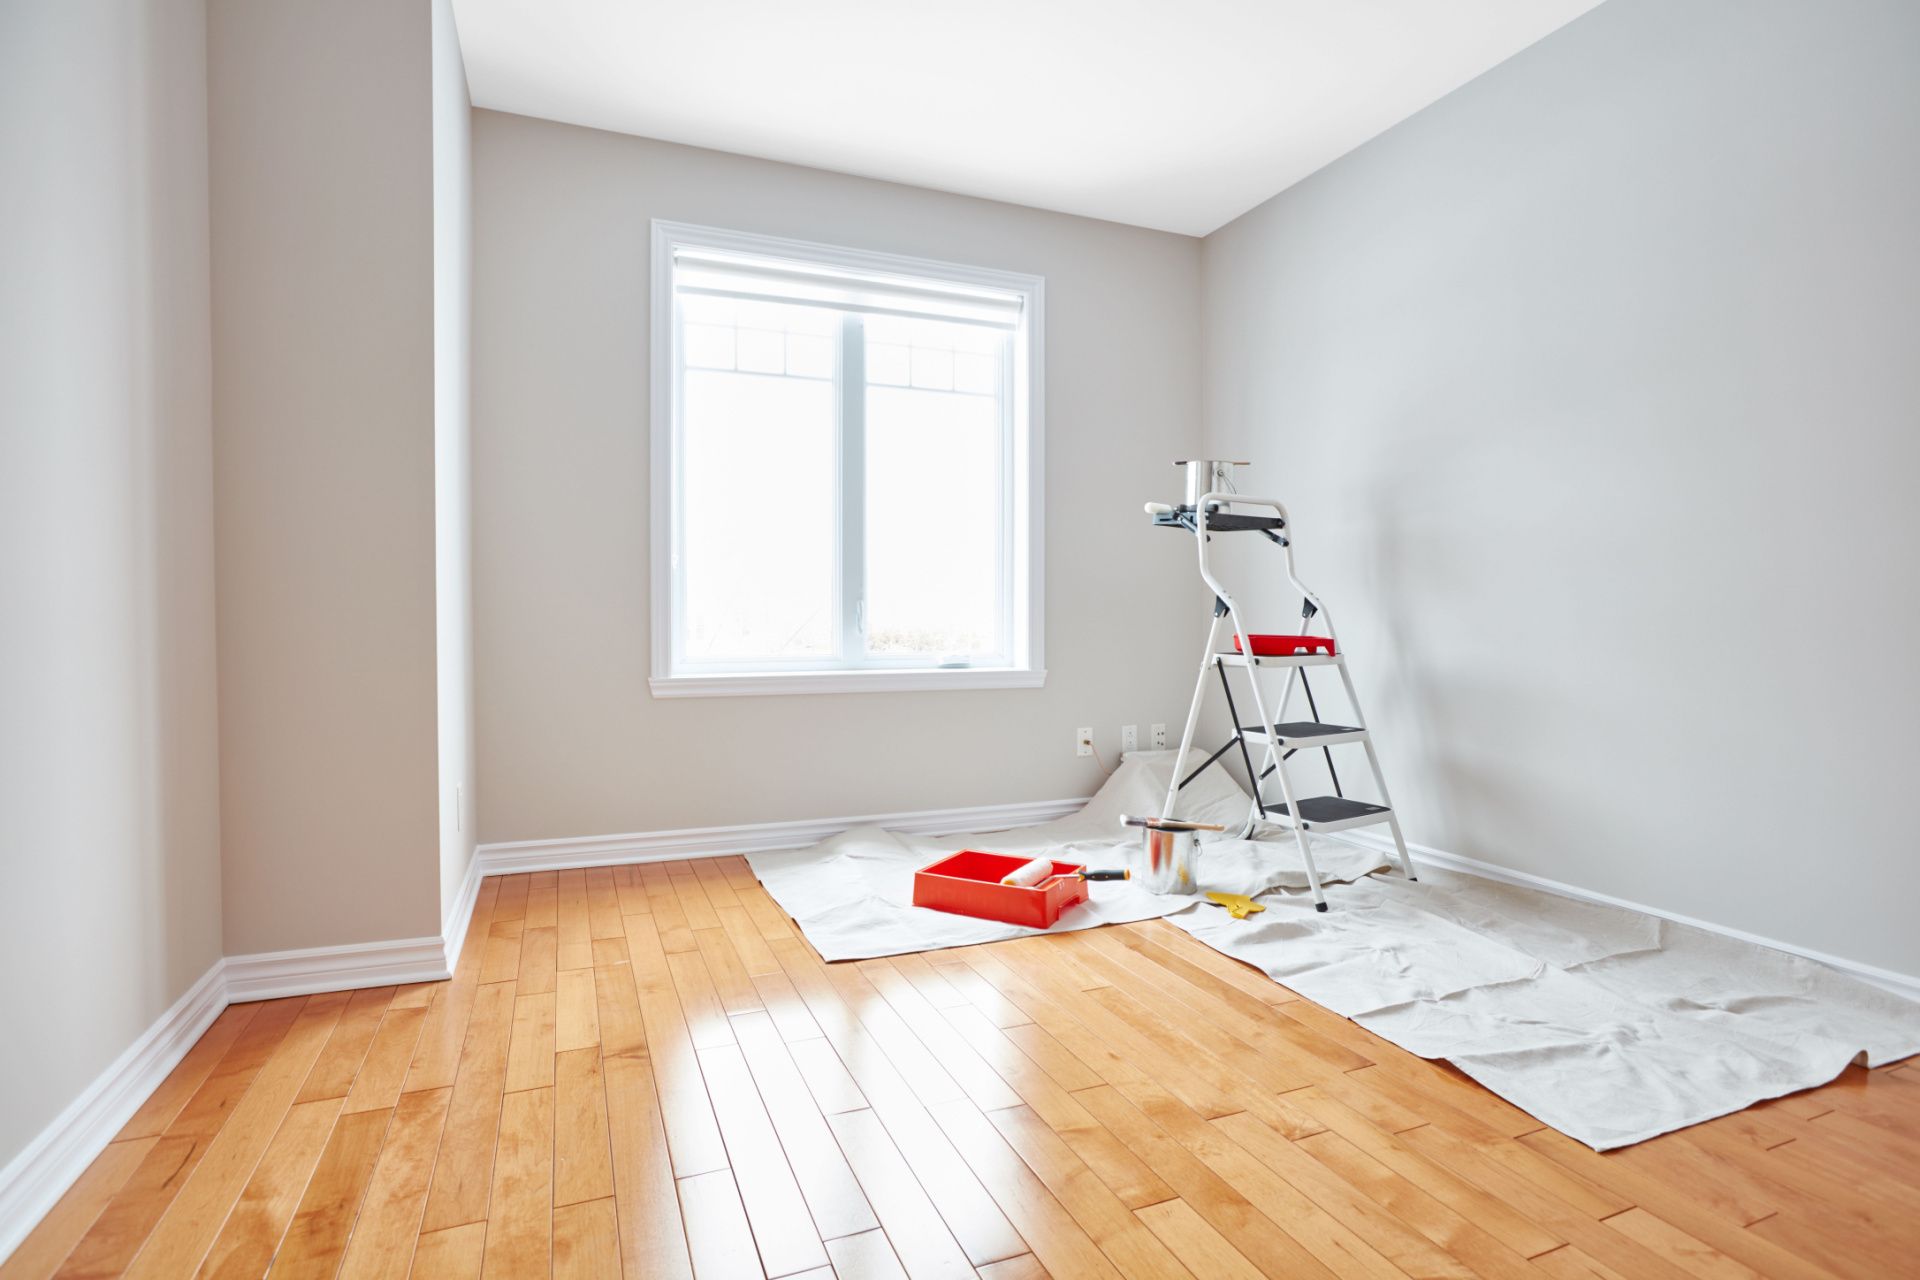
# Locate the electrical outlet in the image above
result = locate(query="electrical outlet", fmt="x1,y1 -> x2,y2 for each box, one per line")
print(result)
1076,726 -> 1094,758
1120,724 -> 1138,753
1151,723 -> 1168,749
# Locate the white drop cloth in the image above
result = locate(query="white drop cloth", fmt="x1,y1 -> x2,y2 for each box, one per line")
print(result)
1176,867 -> 1920,1148
748,752 -> 1920,1149
746,750 -> 1385,961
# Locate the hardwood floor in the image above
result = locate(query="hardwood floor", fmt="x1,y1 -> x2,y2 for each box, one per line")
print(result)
7,858 -> 1919,1279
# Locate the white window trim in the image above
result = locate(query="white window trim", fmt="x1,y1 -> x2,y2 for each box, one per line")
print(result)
648,220 -> 1046,698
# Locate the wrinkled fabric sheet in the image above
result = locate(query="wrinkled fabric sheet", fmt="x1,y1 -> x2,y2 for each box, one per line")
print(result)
1171,865 -> 1920,1149
749,752 -> 1920,1149
746,750 -> 1384,962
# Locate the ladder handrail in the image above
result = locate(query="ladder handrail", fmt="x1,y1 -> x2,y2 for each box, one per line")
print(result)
1192,493 -> 1336,650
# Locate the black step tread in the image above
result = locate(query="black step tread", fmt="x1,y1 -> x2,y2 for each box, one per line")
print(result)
1263,796 -> 1391,824
1241,721 -> 1363,739
1199,512 -> 1285,531
1151,510 -> 1285,532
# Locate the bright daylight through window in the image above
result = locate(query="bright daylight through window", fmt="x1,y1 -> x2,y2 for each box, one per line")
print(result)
650,223 -> 1044,695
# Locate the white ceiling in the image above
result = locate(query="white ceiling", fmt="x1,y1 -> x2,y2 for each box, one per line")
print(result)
452,0 -> 1604,237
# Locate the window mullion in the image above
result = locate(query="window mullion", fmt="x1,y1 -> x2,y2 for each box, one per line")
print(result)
1000,329 -> 1016,666
838,313 -> 867,666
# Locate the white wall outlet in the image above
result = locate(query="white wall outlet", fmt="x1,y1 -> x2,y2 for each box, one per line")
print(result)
1151,723 -> 1168,749
1076,726 -> 1094,758
1120,724 -> 1138,753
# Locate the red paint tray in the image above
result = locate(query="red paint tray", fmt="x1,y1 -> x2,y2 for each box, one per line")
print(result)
913,850 -> 1089,929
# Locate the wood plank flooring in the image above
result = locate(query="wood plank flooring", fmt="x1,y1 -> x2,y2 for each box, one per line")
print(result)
7,858 -> 1918,1279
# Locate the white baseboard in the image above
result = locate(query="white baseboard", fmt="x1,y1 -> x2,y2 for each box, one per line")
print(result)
1331,829 -> 1920,1004
474,796 -> 1086,875
223,855 -> 489,1003
441,849 -> 485,977
0,961 -> 227,1265
222,936 -> 454,1002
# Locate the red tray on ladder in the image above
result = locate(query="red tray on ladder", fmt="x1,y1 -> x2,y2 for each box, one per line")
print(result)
1233,633 -> 1337,656
913,851 -> 1090,928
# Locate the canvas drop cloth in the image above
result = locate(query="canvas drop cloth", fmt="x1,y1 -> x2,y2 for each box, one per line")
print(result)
748,750 -> 1920,1149
746,750 -> 1388,961
1173,867 -> 1920,1148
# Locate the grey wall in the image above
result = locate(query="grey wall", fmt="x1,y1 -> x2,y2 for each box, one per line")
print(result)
209,0 -> 444,953
1201,0 -> 1920,974
473,111 -> 1205,843
0,0 -> 224,1170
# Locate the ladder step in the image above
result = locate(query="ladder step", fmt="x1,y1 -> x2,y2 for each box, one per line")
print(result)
1217,652 -> 1341,669
1261,795 -> 1393,832
1241,721 -> 1367,748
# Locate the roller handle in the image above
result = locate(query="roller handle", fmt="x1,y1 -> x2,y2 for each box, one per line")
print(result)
1007,861 -> 1131,888
1120,813 -> 1227,833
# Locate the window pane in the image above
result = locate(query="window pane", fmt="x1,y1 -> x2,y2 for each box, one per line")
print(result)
864,327 -> 1004,661
680,367 -> 837,662
736,327 -> 783,374
909,347 -> 953,390
786,333 -> 834,379
668,240 -> 1028,685
683,323 -> 735,370
867,342 -> 908,386
680,294 -> 737,325
953,351 -> 996,394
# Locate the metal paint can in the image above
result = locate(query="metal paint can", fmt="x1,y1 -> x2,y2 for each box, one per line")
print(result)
1175,458 -> 1248,506
1120,814 -> 1226,895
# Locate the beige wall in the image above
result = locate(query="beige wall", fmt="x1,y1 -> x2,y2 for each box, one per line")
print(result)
209,0 -> 443,953
473,111 -> 1206,843
1201,0 -> 1920,974
0,0 -> 224,1169
433,0 -> 478,921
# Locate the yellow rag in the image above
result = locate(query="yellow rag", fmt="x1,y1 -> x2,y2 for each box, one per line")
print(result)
1205,892 -> 1266,920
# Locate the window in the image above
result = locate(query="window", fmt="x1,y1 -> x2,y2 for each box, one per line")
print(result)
650,222 -> 1044,696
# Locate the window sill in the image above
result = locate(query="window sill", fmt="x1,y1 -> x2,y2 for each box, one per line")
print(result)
648,667 -> 1047,698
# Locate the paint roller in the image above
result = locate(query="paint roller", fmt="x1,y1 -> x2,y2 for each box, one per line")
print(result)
999,857 -> 1130,887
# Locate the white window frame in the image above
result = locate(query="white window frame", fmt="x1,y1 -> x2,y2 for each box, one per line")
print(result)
648,220 -> 1046,698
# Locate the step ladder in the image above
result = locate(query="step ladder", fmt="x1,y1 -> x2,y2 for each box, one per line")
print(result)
1148,460 -> 1415,911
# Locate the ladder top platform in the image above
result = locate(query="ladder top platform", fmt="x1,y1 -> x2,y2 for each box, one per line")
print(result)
1216,651 -> 1341,668
1150,506 -> 1286,533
